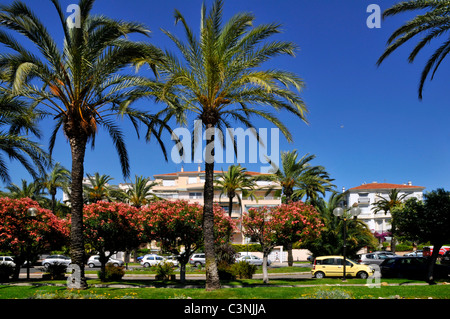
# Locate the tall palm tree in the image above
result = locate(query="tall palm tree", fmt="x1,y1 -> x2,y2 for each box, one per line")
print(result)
215,165 -> 258,217
0,92 -> 49,184
267,149 -> 334,265
371,188 -> 408,252
38,162 -> 70,215
377,0 -> 450,99
121,175 -> 160,208
0,0 -> 166,288
146,0 -> 308,290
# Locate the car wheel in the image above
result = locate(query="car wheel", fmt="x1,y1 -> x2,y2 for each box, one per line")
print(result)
43,263 -> 50,269
314,271 -> 325,279
144,262 -> 150,268
357,271 -> 369,279
88,263 -> 95,268
195,261 -> 202,267
113,263 -> 119,267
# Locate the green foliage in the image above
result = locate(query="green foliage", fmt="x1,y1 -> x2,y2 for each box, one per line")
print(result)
232,244 -> 262,252
44,262 -> 67,280
154,261 -> 175,281
98,264 -> 125,282
231,261 -> 257,279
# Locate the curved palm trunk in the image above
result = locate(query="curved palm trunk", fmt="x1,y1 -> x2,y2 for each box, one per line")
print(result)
285,192 -> 294,266
203,125 -> 221,290
68,135 -> 88,289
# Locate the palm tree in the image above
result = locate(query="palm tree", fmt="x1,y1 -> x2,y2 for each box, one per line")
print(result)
215,165 -> 258,218
269,150 -> 332,203
5,179 -> 49,206
0,0 -> 166,288
303,192 -> 377,258
293,166 -> 335,204
267,149 -> 334,265
371,188 -> 408,252
377,0 -> 450,99
0,92 -> 49,184
38,162 -> 70,215
83,172 -> 115,203
146,0 -> 308,290
121,175 -> 160,208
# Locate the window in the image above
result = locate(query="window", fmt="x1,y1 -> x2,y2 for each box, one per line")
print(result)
188,177 -> 197,184
162,180 -> 175,186
189,192 -> 202,199
321,258 -> 336,265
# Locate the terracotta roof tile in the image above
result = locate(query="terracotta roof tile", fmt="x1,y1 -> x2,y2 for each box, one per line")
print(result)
348,182 -> 425,191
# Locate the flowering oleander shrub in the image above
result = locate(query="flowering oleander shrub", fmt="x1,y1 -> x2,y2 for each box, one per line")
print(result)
80,201 -> 143,280
241,201 -> 323,283
141,200 -> 236,282
0,197 -> 69,279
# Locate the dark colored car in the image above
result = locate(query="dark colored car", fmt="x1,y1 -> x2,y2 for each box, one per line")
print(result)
380,256 -> 450,280
441,250 -> 450,265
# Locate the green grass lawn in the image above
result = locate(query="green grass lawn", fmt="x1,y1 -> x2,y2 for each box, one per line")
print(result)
1,282 -> 449,299
1,275 -> 449,299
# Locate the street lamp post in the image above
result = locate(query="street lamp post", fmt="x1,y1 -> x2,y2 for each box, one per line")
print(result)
333,205 -> 361,281
26,207 -> 38,280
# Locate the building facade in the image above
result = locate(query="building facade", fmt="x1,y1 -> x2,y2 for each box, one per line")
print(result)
343,182 -> 425,234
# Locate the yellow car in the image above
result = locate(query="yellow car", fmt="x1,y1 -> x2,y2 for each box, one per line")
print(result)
311,255 -> 374,279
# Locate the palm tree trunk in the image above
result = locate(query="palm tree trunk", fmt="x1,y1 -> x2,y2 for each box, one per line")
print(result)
228,195 -> 233,218
203,125 -> 221,290
68,135 -> 88,289
285,193 -> 294,266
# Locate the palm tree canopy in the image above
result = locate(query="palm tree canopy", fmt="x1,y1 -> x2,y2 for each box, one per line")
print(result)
0,0 -> 167,178
215,165 -> 258,199
371,188 -> 408,215
268,149 -> 334,202
377,0 -> 450,99
143,0 -> 308,146
121,175 -> 160,208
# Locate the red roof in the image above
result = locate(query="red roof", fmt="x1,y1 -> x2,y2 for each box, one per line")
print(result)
348,182 -> 425,191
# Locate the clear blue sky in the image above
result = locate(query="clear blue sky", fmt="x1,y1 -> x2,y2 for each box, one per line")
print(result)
3,0 -> 450,196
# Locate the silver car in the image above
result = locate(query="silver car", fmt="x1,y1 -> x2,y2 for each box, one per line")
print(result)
87,255 -> 124,268
358,251 -> 397,265
236,254 -> 271,266
42,255 -> 71,268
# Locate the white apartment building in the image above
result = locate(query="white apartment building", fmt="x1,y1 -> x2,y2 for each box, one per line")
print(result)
343,181 -> 425,234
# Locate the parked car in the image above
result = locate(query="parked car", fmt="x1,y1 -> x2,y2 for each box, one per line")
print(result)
87,255 -> 124,268
311,256 -> 375,279
140,254 -> 166,268
189,253 -> 206,267
0,256 -> 16,267
441,250 -> 450,265
404,250 -> 423,257
164,255 -> 179,267
236,254 -> 271,266
42,255 -> 71,268
358,251 -> 397,265
379,256 -> 450,280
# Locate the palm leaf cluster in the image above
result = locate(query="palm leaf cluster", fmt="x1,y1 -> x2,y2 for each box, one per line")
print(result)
0,92 -> 49,183
268,149 -> 335,203
377,0 -> 450,99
